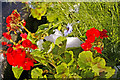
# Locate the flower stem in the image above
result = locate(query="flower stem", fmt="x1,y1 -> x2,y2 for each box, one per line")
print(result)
20,23 -> 30,33
10,39 -> 16,45
18,28 -> 23,34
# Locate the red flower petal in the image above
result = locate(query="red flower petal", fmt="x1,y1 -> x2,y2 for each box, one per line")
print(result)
22,39 -> 32,48
20,33 -> 27,39
94,47 -> 102,54
31,44 -> 38,50
1,42 -> 7,45
7,44 -> 12,47
81,42 -> 92,51
7,47 -> 13,53
22,58 -> 34,70
99,29 -> 108,39
86,27 -> 100,38
2,32 -> 11,40
6,23 -> 11,27
6,16 -> 12,24
85,35 -> 95,43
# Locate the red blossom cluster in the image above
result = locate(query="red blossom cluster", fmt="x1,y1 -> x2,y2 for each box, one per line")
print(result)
1,42 -> 12,47
2,10 -> 38,70
81,27 -> 108,54
3,33 -> 38,70
6,47 -> 35,70
2,32 -> 11,40
6,9 -> 26,32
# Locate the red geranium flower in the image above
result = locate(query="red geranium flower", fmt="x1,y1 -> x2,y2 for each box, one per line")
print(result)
20,33 -> 27,39
2,32 -> 11,40
99,29 -> 108,39
1,42 -> 7,45
22,39 -> 32,48
6,23 -> 11,27
15,50 -> 26,68
86,27 -> 100,38
85,35 -> 95,43
94,47 -> 102,54
81,42 -> 92,51
22,58 -> 34,70
7,47 -> 13,53
6,50 -> 17,66
7,44 -> 12,47
6,16 -> 12,24
31,44 -> 38,50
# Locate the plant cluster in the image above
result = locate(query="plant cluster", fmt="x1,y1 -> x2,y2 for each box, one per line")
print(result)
1,2 -> 119,79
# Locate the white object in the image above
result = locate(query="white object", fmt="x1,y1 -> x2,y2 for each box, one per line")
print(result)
44,29 -> 82,49
66,37 -> 82,48
44,29 -> 63,43
37,39 -> 44,50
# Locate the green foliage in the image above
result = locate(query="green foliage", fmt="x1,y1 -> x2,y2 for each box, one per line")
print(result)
42,41 -> 52,52
81,69 -> 94,78
31,3 -> 47,20
9,2 -> 119,79
78,51 -> 93,69
12,66 -> 23,79
27,32 -> 36,44
55,36 -> 67,47
60,51 -> 74,66
30,50 -> 47,65
78,51 -> 115,78
31,67 -> 43,78
53,36 -> 67,55
55,63 -> 69,78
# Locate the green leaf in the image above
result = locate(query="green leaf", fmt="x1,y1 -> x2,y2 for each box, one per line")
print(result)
12,66 -> 23,79
81,69 -> 94,78
30,50 -> 43,57
31,50 -> 47,65
37,24 -> 49,31
56,63 -> 69,74
31,67 -> 43,78
60,51 -> 74,66
93,57 -> 106,68
27,32 -> 36,44
91,57 -> 115,78
55,36 -> 67,47
52,36 -> 67,55
92,57 -> 106,76
42,41 -> 52,52
92,64 -> 100,76
55,63 -> 69,78
47,12 -> 57,22
31,7 -> 46,20
105,67 -> 115,78
77,51 -> 93,69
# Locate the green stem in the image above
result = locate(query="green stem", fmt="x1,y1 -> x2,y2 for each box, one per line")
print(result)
33,56 -> 57,68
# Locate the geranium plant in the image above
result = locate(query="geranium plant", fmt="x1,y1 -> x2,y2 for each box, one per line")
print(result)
1,2 -> 119,79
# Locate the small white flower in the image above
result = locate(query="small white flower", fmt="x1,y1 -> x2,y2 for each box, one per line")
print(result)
77,21 -> 80,23
69,3 -> 80,13
74,3 -> 80,13
64,23 -> 73,36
